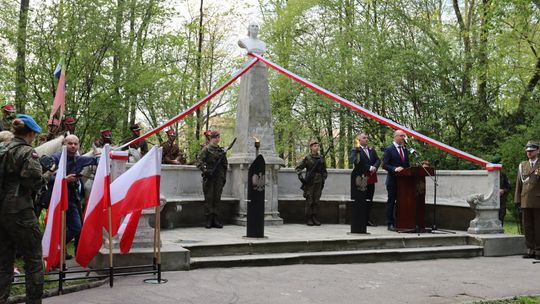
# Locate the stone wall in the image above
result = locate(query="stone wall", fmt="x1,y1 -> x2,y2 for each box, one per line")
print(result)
159,165 -> 491,230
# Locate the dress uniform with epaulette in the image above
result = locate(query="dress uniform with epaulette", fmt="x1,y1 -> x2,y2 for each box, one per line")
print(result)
515,141 -> 540,260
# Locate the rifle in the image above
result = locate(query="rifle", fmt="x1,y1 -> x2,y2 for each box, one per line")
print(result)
208,137 -> 237,178
300,147 -> 331,190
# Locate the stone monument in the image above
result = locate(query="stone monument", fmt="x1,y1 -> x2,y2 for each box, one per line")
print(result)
230,21 -> 284,225
466,170 -> 504,234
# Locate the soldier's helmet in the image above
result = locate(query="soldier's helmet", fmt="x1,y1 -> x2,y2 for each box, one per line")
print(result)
309,139 -> 319,147
100,129 -> 112,138
2,104 -> 15,113
166,129 -> 176,136
526,141 -> 539,151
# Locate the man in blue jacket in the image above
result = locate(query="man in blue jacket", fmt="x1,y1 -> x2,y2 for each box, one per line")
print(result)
50,135 -> 98,258
382,130 -> 410,231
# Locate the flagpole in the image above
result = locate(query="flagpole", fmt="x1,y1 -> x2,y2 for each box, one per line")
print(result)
153,206 -> 157,271
59,209 -> 66,294
156,205 -> 162,283
105,145 -> 114,287
108,206 -> 114,288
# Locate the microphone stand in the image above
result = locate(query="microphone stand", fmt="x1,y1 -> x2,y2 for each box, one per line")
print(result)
408,147 -> 455,234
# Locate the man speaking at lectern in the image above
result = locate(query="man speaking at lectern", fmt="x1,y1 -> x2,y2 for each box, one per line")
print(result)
383,130 -> 410,231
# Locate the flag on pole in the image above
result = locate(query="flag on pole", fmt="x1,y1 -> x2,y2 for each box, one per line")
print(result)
76,145 -> 110,267
109,146 -> 162,236
48,59 -> 66,126
42,146 -> 68,272
117,210 -> 142,254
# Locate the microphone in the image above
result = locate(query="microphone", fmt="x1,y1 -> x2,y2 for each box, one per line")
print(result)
409,148 -> 419,156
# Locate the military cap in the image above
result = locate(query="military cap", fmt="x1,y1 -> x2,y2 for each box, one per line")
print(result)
16,114 -> 42,133
309,139 -> 319,147
525,141 -> 539,151
62,117 -> 76,125
100,129 -> 112,138
130,123 -> 141,131
166,129 -> 176,136
2,104 -> 15,112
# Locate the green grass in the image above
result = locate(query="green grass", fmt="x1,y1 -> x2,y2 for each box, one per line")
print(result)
474,296 -> 540,304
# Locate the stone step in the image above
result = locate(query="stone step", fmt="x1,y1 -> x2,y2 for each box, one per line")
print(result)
184,235 -> 472,258
189,245 -> 483,269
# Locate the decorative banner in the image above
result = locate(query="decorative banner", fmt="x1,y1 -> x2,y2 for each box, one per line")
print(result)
117,57 -> 260,151
248,52 -> 501,170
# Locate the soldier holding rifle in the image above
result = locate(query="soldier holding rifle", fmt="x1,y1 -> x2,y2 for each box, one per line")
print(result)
296,139 -> 328,226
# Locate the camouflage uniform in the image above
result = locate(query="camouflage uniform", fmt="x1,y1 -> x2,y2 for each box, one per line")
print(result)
161,140 -> 186,164
295,153 -> 328,223
0,137 -> 47,303
196,143 -> 227,222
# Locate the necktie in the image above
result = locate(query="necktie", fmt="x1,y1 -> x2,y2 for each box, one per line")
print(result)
363,147 -> 370,160
399,146 -> 404,162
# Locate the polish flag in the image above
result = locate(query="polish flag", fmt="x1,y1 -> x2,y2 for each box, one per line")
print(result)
117,210 -> 142,254
109,146 -> 162,236
76,145 -> 110,267
42,146 -> 68,272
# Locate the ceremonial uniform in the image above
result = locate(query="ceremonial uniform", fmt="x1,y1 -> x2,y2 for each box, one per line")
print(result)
515,141 -> 540,259
121,123 -> 148,156
0,104 -> 16,132
94,130 -> 113,148
161,130 -> 186,164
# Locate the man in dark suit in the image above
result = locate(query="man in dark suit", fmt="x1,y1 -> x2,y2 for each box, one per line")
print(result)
383,129 -> 410,231
350,132 -> 381,226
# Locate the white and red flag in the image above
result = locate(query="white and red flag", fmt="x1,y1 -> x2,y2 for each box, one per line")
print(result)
117,210 -> 142,254
42,146 -> 68,272
76,144 -> 111,267
109,146 -> 162,246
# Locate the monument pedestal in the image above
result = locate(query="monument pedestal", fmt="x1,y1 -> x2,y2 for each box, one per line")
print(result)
229,60 -> 284,226
467,170 -> 504,234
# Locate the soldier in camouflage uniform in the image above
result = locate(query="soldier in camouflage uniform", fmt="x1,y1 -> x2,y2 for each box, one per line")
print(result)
0,114 -> 47,304
296,139 -> 328,226
161,129 -> 186,165
0,104 -> 16,132
196,130 -> 227,229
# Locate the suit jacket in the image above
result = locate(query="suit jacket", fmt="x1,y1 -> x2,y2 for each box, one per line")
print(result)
350,147 -> 381,184
350,148 -> 370,200
382,144 -> 410,187
515,160 -> 540,208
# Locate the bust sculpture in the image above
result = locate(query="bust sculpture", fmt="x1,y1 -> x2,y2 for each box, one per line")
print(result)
238,21 -> 266,55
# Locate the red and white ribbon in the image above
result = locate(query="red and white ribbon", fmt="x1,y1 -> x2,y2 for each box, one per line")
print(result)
249,52 -> 500,170
117,57 -> 260,151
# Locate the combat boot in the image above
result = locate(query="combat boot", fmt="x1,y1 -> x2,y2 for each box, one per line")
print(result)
306,217 -> 314,226
312,215 -> 321,226
212,214 -> 223,229
205,215 -> 213,229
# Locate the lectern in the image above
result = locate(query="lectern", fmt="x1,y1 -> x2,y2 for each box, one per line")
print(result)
395,166 -> 435,231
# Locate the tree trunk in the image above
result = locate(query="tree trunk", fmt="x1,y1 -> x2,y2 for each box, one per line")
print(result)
15,0 -> 30,113
195,0 -> 204,141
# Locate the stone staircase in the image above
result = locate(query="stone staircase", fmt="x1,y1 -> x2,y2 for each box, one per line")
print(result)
185,235 -> 483,269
